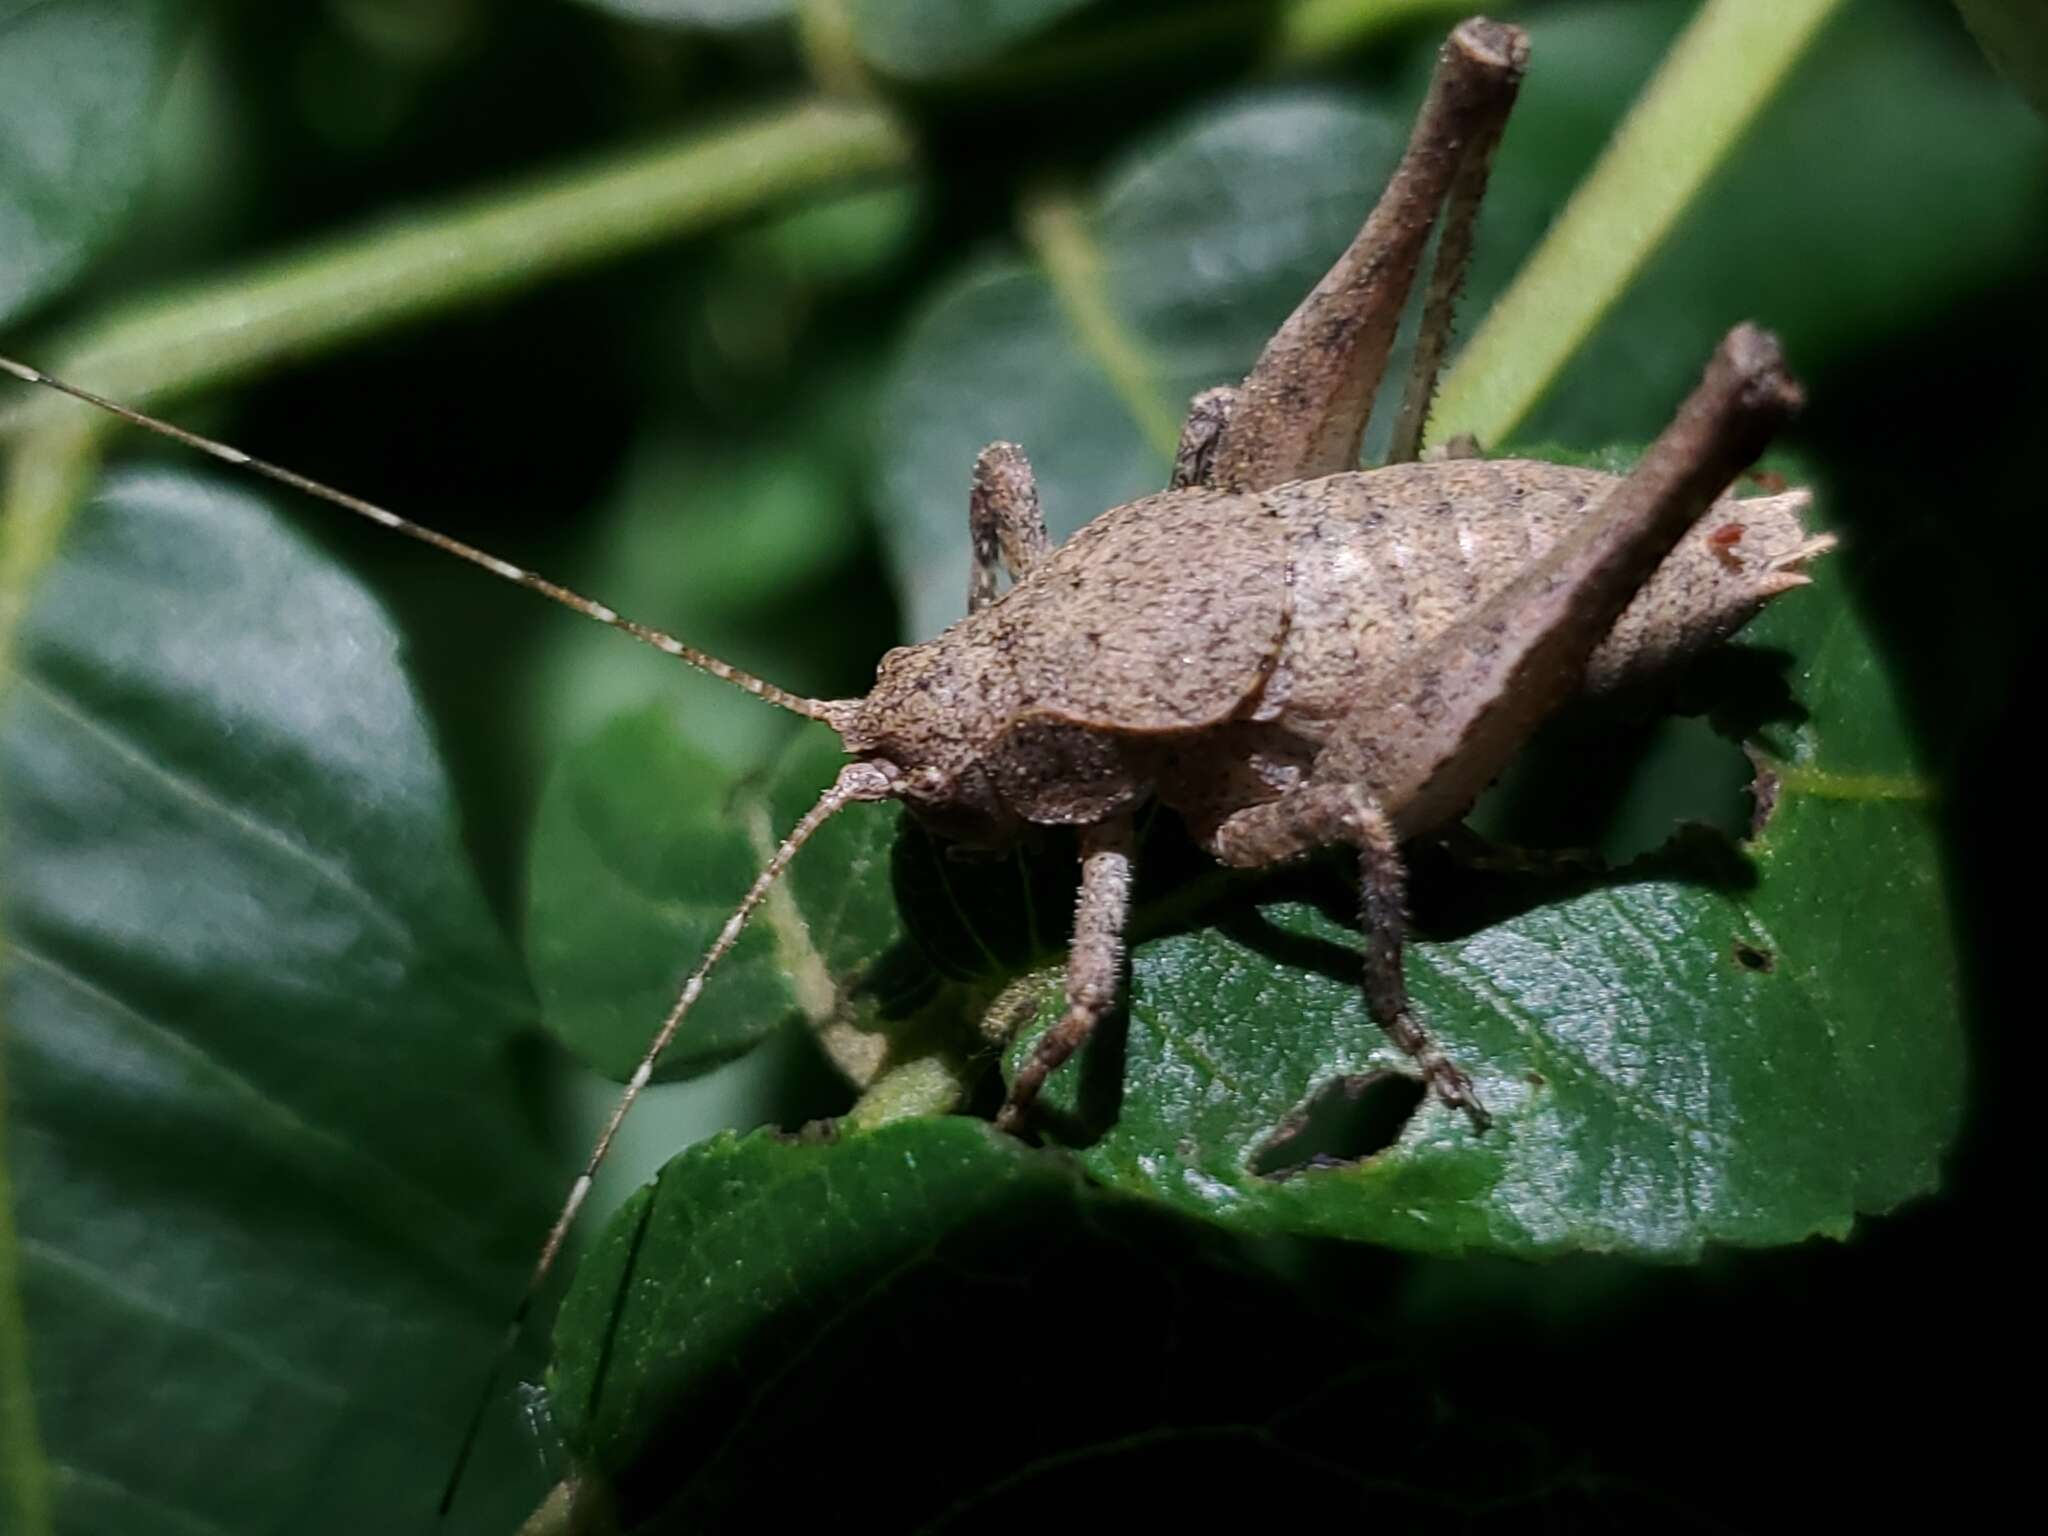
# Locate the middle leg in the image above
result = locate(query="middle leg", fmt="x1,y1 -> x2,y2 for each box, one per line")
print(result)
1211,783 -> 1489,1128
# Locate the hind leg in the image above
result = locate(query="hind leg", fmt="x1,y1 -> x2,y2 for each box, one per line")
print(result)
1211,19 -> 1527,492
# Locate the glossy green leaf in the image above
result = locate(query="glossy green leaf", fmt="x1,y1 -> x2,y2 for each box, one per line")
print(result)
0,472 -> 555,1533
0,0 -> 186,324
998,567 -> 1958,1257
526,715 -> 917,1082
554,500 -> 1959,1261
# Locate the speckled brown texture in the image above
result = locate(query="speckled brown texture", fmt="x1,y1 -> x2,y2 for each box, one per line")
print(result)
845,444 -> 1826,846
967,440 -> 1047,614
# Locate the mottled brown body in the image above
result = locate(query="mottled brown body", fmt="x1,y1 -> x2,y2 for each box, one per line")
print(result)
850,460 -> 1821,848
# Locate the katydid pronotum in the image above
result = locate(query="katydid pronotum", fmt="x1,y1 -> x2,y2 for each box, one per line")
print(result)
2,11 -> 1831,1507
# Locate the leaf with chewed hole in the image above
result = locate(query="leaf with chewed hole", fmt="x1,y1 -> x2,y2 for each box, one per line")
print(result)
584,522 -> 1960,1260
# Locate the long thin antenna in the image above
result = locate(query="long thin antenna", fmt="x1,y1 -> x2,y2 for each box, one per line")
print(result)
0,354 -> 854,726
437,758 -> 892,1519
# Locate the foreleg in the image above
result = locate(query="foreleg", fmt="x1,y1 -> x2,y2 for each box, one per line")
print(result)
1170,385 -> 1237,490
967,441 -> 1048,613
1211,785 -> 1488,1129
995,815 -> 1136,1134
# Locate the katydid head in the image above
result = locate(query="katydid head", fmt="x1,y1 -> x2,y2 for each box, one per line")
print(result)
836,639 -> 1018,847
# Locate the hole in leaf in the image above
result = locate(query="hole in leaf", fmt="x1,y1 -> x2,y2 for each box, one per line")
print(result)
1251,1072 -> 1425,1179
1733,940 -> 1776,973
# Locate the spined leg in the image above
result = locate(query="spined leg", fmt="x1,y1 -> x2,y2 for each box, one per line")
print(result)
1384,66 -> 1517,466
995,815 -> 1136,1134
968,441 -> 1048,613
1210,18 -> 1527,492
1313,325 -> 1806,841
1211,784 -> 1488,1128
1170,386 -> 1237,490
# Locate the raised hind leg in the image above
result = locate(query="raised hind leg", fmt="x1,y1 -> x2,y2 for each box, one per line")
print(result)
1211,18 -> 1527,492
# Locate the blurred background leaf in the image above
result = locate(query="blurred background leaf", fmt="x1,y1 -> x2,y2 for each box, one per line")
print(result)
0,0 -> 187,326
574,0 -> 792,31
844,0 -> 1098,78
0,472 -> 555,1532
1954,0 -> 2048,115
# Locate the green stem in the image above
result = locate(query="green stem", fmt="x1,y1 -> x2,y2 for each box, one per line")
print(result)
797,0 -> 872,98
845,1055 -> 974,1130
1021,186 -> 1183,461
0,97 -> 912,659
1427,0 -> 1848,449
3,99 -> 910,432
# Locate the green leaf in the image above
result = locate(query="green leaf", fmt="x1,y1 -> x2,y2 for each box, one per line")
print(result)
845,0 -> 1096,78
527,707 -> 801,1080
550,1117 -> 1696,1531
999,567 -> 1959,1258
561,505 -> 1960,1261
527,715 -> 920,1083
1953,0 -> 2048,116
0,0 -> 186,324
0,471 -> 555,1534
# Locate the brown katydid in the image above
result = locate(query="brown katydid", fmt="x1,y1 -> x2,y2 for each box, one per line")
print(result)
2,7 -> 1830,1497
